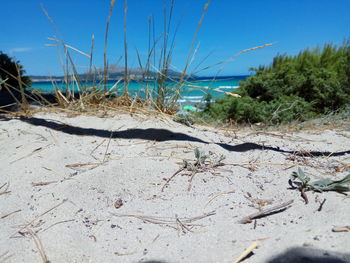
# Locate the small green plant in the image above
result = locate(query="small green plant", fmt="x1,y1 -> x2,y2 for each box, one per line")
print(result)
290,167 -> 350,192
162,148 -> 225,191
173,113 -> 195,127
194,148 -> 208,166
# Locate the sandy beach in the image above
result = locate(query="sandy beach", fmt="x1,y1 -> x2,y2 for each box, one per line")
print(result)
1,111 -> 350,263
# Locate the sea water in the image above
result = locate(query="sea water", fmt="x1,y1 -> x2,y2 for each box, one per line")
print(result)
29,76 -> 246,107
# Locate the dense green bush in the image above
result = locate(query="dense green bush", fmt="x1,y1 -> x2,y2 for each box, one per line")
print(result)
0,51 -> 31,107
202,41 -> 350,124
203,95 -> 316,124
0,51 -> 31,90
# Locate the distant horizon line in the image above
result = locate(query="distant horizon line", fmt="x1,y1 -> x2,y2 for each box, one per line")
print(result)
28,74 -> 251,83
28,74 -> 251,78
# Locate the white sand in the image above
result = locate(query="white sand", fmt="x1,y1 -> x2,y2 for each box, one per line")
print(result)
1,112 -> 350,263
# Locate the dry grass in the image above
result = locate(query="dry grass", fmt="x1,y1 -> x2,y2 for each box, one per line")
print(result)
1,1 -> 278,122
111,211 -> 215,233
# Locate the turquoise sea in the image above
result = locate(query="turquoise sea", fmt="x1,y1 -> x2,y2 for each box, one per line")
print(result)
29,76 -> 247,106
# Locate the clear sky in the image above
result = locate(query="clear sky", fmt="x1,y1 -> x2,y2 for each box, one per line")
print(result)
1,0 -> 350,76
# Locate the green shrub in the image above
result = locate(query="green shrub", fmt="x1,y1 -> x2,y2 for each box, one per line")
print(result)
0,51 -> 32,108
201,41 -> 350,124
227,96 -> 268,123
0,51 -> 31,90
241,42 -> 350,113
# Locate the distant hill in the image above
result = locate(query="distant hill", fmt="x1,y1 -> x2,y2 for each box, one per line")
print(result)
29,64 -> 186,82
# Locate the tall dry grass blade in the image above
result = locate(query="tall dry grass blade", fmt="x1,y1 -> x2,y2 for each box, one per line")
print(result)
146,15 -> 152,77
41,5 -> 84,97
154,0 -> 177,112
2,84 -> 21,106
104,0 -> 116,93
151,15 -> 156,75
86,34 -> 95,85
41,7 -> 69,92
123,0 -> 129,96
178,0 -> 211,85
199,42 -> 276,77
187,50 -> 214,78
15,63 -> 28,110
64,44 -> 90,58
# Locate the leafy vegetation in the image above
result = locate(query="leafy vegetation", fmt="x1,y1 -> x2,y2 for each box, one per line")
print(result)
0,51 -> 31,89
0,51 -> 32,108
290,167 -> 350,193
200,42 -> 350,124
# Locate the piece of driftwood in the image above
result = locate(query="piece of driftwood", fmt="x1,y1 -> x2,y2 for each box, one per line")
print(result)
238,200 -> 294,224
332,225 -> 350,232
232,241 -> 259,263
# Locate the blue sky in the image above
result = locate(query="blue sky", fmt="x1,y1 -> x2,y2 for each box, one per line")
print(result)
1,0 -> 350,76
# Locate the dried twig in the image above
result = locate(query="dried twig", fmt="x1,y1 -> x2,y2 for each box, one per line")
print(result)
10,199 -> 68,238
27,228 -> 49,263
103,132 -> 113,163
204,190 -> 235,208
1,209 -> 21,219
317,198 -> 326,212
300,187 -> 309,204
176,216 -> 193,234
161,167 -> 185,192
225,161 -> 297,168
332,225 -> 350,232
0,182 -> 10,196
65,162 -> 101,170
0,251 -> 13,262
232,242 -> 259,263
238,200 -> 294,224
41,166 -> 65,177
65,162 -> 101,168
187,171 -> 198,191
114,250 -> 137,256
90,139 -> 106,160
10,146 -> 45,164
32,181 -> 57,187
41,219 -> 75,232
111,211 -> 215,232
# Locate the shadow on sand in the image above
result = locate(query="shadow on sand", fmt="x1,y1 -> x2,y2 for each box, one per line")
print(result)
3,116 -> 349,157
266,246 -> 350,263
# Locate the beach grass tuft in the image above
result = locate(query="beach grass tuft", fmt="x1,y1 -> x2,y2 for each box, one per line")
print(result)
2,1 -> 276,119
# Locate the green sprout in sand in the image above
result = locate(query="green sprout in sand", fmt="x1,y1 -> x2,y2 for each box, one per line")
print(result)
289,167 -> 350,203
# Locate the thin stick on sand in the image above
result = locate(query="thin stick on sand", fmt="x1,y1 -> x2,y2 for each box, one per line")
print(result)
161,167 -> 185,192
0,251 -> 14,262
10,199 -> 68,238
232,242 -> 259,263
27,228 -> 49,263
204,190 -> 235,208
103,132 -> 113,163
238,200 -> 294,224
1,209 -> 22,219
111,211 -> 216,232
0,182 -> 11,196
